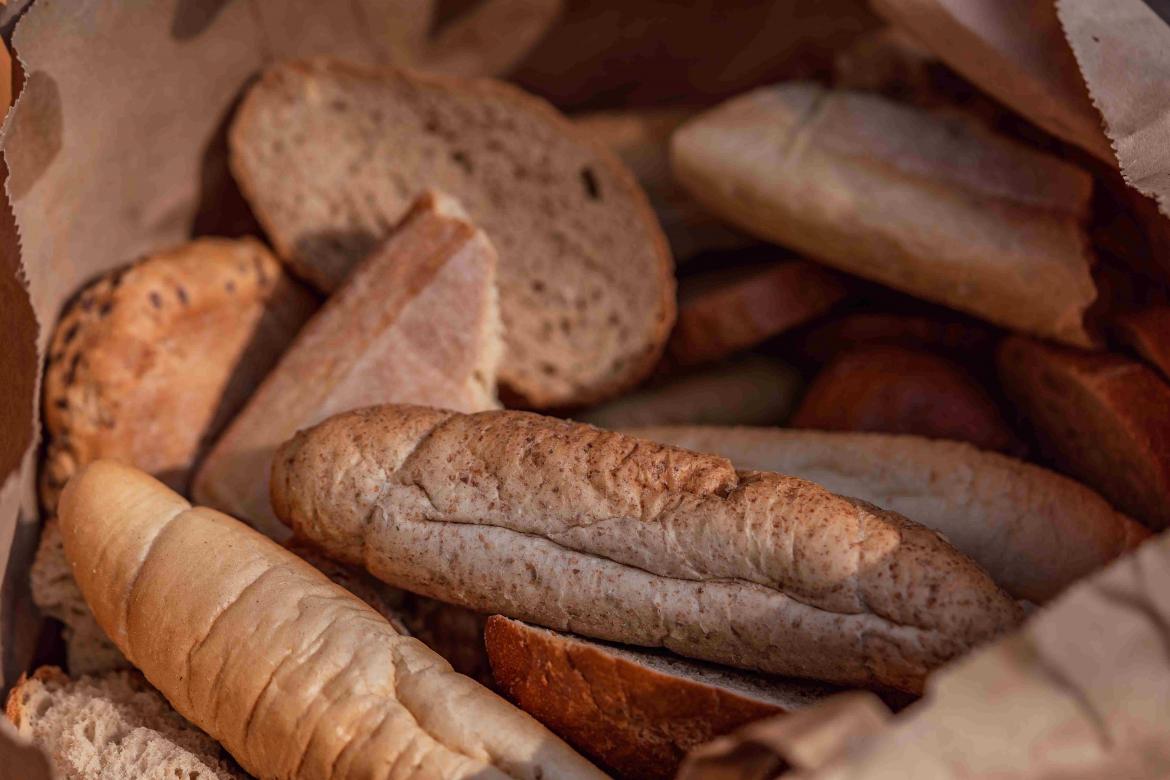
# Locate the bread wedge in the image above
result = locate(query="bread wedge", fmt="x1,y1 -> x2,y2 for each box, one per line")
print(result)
671,83 -> 1098,346
194,192 -> 501,538
58,460 -> 604,780
6,667 -> 247,780
578,355 -> 801,430
486,616 -> 835,780
998,337 -> 1170,531
791,345 -> 1018,454
273,404 -> 1022,693
230,58 -> 674,407
629,426 -> 1149,603
667,261 -> 847,367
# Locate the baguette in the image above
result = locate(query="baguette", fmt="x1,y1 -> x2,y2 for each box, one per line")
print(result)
671,83 -> 1098,347
628,426 -> 1149,603
194,192 -> 501,537
790,345 -> 1018,454
667,261 -> 847,367
57,461 -> 604,780
485,616 -> 835,780
273,404 -> 1021,693
998,336 -> 1170,531
230,58 -> 674,408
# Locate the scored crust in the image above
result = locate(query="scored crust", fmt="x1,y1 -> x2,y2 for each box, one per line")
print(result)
39,237 -> 316,514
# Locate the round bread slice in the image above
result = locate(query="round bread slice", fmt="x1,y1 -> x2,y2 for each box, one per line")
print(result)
485,616 -> 835,780
5,667 -> 247,780
229,58 -> 675,407
39,237 -> 316,514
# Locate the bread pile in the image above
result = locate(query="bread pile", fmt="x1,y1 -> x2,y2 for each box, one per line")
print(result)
11,11 -> 1167,780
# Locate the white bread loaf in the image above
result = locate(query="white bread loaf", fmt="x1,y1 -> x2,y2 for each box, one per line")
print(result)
272,405 -> 1022,694
629,426 -> 1149,603
57,460 -> 604,780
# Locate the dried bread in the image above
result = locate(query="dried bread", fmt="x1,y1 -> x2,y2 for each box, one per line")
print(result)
629,425 -> 1149,603
998,336 -> 1170,531
790,345 -> 1018,454
5,666 -> 247,780
667,261 -> 847,367
671,83 -> 1098,346
194,192 -> 501,537
579,355 -> 801,430
273,404 -> 1022,693
486,616 -> 835,780
230,58 -> 674,407
57,460 -> 604,780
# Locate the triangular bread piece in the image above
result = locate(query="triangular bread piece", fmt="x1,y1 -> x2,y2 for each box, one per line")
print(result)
194,191 -> 502,538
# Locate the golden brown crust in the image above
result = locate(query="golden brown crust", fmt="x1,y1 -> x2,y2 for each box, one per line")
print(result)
998,337 -> 1170,531
39,238 -> 316,514
486,616 -> 832,780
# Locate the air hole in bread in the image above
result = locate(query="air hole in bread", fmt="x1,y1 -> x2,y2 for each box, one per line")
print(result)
580,166 -> 601,200
451,150 -> 473,174
331,99 -> 348,112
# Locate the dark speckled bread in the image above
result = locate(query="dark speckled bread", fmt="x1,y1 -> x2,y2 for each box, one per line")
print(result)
271,404 -> 1022,693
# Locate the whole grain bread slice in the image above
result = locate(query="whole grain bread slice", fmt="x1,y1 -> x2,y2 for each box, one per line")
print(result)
230,58 -> 674,407
485,615 -> 835,780
5,667 -> 247,780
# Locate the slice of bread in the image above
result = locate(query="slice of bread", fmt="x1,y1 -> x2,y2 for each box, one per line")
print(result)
667,261 -> 847,367
579,355 -> 801,430
230,58 -> 674,407
791,345 -> 1019,454
5,667 -> 247,780
485,615 -> 835,780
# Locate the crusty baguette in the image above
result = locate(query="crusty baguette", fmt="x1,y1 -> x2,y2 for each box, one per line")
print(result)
998,336 -> 1170,531
1115,305 -> 1170,381
485,616 -> 834,780
578,356 -> 801,430
671,83 -> 1098,347
273,404 -> 1021,693
194,192 -> 501,538
39,237 -> 316,514
790,345 -> 1019,454
667,261 -> 847,367
6,667 -> 247,780
575,108 -> 752,261
628,426 -> 1149,603
230,58 -> 674,408
58,460 -> 603,780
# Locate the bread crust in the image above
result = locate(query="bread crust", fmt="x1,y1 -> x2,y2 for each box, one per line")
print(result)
273,404 -> 1022,693
230,58 -> 675,408
57,461 -> 604,780
628,425 -> 1150,603
486,616 -> 834,780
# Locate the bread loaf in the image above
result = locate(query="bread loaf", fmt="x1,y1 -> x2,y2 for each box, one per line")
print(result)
58,460 -> 604,780
230,58 -> 674,407
671,83 -> 1098,346
194,192 -> 501,538
273,404 -> 1021,693
629,426 -> 1149,603
998,336 -> 1170,531
790,345 -> 1019,454
486,616 -> 835,780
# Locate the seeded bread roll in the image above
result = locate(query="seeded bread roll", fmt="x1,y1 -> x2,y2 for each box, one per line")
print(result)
628,425 -> 1149,603
272,404 -> 1022,693
230,58 -> 674,408
57,461 -> 604,780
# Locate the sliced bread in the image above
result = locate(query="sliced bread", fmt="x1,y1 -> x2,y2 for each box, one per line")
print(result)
485,615 -> 835,780
5,667 -> 247,780
230,58 -> 674,407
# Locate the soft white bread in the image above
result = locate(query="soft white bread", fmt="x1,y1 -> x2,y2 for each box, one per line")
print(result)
193,192 -> 501,538
57,460 -> 604,780
230,58 -> 674,407
671,83 -> 1098,347
6,667 -> 247,780
273,404 -> 1022,694
629,426 -> 1149,603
